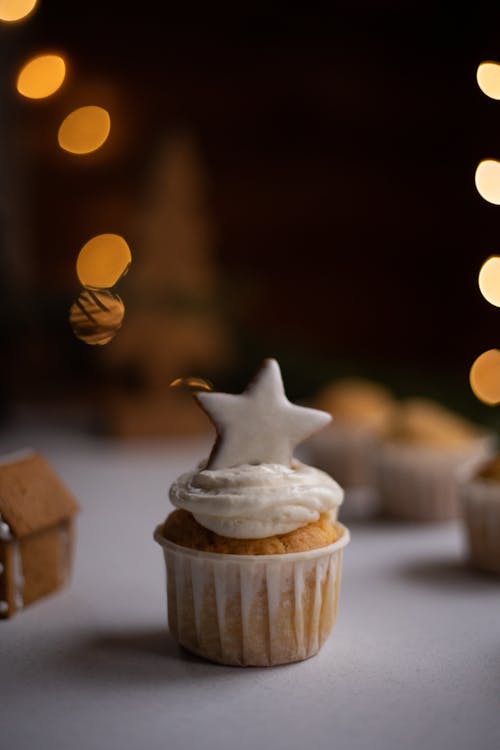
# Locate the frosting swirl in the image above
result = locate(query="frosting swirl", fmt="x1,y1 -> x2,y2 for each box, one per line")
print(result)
169,460 -> 344,539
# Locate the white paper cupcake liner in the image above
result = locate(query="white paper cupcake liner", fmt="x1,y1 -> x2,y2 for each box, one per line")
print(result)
154,524 -> 350,667
375,435 -> 496,522
460,480 -> 500,574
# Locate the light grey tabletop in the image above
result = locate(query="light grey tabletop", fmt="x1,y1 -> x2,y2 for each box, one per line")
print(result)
1,419 -> 499,750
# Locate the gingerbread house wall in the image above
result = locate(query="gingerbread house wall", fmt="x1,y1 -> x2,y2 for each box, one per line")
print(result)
0,520 -> 75,619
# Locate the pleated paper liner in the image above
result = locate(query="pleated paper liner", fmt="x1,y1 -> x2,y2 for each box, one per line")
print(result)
374,435 -> 496,522
460,479 -> 500,575
154,523 -> 350,666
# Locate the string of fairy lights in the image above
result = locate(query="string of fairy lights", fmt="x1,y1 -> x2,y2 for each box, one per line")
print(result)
470,61 -> 500,405
0,0 -> 132,346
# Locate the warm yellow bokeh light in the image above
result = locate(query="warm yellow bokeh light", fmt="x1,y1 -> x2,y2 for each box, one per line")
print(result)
0,0 -> 37,21
478,256 -> 500,307
69,289 -> 125,346
475,160 -> 500,205
76,234 -> 131,289
470,349 -> 500,405
477,62 -> 500,100
58,106 -> 110,155
169,377 -> 214,392
16,54 -> 66,99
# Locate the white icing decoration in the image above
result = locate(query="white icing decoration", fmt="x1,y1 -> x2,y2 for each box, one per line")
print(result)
196,358 -> 332,470
0,515 -> 24,611
0,514 -> 12,541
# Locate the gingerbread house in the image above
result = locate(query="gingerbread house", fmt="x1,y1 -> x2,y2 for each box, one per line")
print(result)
0,450 -> 79,619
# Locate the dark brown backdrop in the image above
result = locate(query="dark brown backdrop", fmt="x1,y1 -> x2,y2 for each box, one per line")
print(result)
2,2 -> 500,424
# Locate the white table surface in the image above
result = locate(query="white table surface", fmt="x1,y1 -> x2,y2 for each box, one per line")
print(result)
1,419 -> 500,750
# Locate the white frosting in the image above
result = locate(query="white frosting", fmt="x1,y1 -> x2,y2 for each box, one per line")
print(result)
169,460 -> 344,539
0,513 -> 12,541
0,514 -> 24,613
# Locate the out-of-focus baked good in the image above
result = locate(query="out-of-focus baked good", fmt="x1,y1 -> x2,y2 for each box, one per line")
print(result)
459,453 -> 500,574
303,377 -> 396,520
375,398 -> 496,521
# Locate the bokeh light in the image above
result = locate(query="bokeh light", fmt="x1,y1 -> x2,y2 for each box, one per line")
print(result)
69,289 -> 125,345
16,54 -> 66,99
169,377 -> 214,392
76,234 -> 131,289
0,0 -> 37,22
475,160 -> 500,205
477,61 -> 500,100
469,349 -> 500,405
478,256 -> 500,307
58,106 -> 110,155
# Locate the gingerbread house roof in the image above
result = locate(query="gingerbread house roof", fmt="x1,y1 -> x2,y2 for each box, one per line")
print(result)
0,451 -> 79,540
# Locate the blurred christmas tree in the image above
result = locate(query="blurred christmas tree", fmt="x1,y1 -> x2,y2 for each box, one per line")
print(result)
101,130 -> 233,437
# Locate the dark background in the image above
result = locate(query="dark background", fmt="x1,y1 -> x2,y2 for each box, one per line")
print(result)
2,2 -> 500,429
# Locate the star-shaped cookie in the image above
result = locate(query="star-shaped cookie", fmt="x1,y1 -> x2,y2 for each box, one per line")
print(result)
195,358 -> 332,469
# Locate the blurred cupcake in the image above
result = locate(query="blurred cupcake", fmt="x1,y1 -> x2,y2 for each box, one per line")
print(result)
303,377 -> 396,520
459,454 -> 500,574
375,398 -> 496,522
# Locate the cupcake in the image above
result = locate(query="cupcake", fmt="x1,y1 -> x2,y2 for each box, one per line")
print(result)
154,358 -> 350,666
459,454 -> 500,574
303,377 -> 396,520
375,397 -> 496,522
